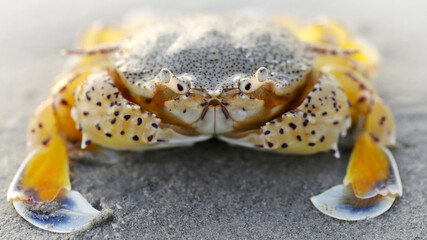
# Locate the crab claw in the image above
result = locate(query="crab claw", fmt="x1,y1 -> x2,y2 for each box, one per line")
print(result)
7,134 -> 101,233
344,146 -> 402,199
11,191 -> 99,233
311,133 -> 402,221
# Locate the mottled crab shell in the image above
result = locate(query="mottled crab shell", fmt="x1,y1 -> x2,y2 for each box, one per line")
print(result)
113,14 -> 314,95
109,14 -> 319,135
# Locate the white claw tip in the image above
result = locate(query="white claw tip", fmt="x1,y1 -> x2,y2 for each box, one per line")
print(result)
12,191 -> 101,233
311,184 -> 396,221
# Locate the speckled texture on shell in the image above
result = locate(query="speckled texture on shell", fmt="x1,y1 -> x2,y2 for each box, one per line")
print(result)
113,14 -> 314,93
71,71 -> 210,150
261,73 -> 351,154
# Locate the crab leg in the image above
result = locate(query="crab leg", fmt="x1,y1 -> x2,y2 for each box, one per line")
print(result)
6,24 -> 130,232
274,16 -> 401,220
310,65 -> 401,220
274,16 -> 380,79
7,99 -> 100,233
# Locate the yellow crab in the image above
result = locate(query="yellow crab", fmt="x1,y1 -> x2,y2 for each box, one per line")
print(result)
7,14 -> 402,233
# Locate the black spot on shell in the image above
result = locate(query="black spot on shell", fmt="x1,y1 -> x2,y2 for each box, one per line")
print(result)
303,119 -> 309,127
60,99 -> 68,106
132,135 -> 139,141
281,143 -> 288,148
85,91 -> 91,101
289,123 -> 297,130
379,116 -> 386,126
42,137 -> 51,146
370,132 -> 380,142
59,86 -> 67,93
124,115 -> 131,120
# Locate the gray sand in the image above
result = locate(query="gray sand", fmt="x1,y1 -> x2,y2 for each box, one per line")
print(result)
0,1 -> 426,239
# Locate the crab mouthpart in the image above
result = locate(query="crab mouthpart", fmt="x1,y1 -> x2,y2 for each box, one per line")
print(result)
197,99 -> 233,134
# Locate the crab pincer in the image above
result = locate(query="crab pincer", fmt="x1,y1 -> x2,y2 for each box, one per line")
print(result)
7,101 -> 100,232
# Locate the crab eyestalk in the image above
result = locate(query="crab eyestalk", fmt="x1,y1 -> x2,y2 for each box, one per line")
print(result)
239,67 -> 268,93
159,68 -> 190,94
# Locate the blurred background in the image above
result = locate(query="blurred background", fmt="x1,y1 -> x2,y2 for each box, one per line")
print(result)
0,0 -> 426,115
0,0 -> 426,239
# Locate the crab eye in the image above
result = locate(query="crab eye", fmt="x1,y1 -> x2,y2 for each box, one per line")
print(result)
239,67 -> 268,93
177,83 -> 184,91
168,77 -> 190,94
158,68 -> 190,94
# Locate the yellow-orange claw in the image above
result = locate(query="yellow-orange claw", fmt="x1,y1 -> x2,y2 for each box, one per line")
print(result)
344,132 -> 402,199
7,135 -> 101,233
311,132 -> 401,221
8,135 -> 70,203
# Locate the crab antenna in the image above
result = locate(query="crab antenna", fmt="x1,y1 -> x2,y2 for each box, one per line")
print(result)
61,45 -> 119,56
306,43 -> 359,56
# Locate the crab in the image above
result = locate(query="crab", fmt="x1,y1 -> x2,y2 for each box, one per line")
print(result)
7,14 -> 402,233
